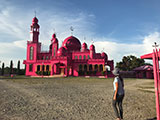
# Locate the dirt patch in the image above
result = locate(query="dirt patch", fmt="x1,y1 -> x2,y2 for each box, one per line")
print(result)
0,78 -> 156,120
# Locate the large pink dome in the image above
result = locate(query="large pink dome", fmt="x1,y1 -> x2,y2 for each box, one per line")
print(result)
62,36 -> 81,51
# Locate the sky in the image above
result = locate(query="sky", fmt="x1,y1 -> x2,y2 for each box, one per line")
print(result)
1,0 -> 160,68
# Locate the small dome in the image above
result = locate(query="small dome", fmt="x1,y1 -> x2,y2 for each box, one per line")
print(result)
51,33 -> 58,43
57,47 -> 66,56
62,36 -> 81,51
82,42 -> 87,49
52,33 -> 56,38
32,17 -> 38,23
101,52 -> 108,61
89,44 -> 95,51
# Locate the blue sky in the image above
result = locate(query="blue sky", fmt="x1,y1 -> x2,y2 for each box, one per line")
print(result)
1,0 -> 160,67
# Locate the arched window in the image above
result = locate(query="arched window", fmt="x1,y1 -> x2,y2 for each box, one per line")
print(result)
89,64 -> 92,71
37,65 -> 40,71
75,56 -> 78,59
106,66 -> 111,71
79,55 -> 82,59
43,56 -> 45,60
88,55 -> 90,59
84,64 -> 87,72
79,64 -> 82,71
42,65 -> 45,71
54,48 -> 56,56
99,64 -> 103,71
46,65 -> 49,71
46,56 -> 48,60
30,46 -> 34,60
94,64 -> 98,71
83,55 -> 86,60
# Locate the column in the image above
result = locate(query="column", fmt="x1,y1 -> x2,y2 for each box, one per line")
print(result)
35,65 -> 37,71
65,66 -> 68,76
49,65 -> 51,71
50,65 -> 53,75
103,65 -> 105,71
54,64 -> 57,74
40,65 -> 42,71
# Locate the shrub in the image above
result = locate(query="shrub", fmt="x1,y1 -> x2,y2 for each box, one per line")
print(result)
78,71 -> 86,76
86,71 -> 90,75
47,71 -> 51,75
36,71 -> 42,75
93,71 -> 97,75
89,71 -> 93,75
36,71 -> 51,76
101,71 -> 105,76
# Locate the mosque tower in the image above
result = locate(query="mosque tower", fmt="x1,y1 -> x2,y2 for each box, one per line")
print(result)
89,44 -> 95,59
51,33 -> 59,57
30,17 -> 40,43
26,17 -> 40,62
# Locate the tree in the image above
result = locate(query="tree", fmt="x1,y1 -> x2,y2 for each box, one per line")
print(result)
116,55 -> 150,71
1,63 -> 4,75
17,60 -> 20,75
10,60 -> 13,75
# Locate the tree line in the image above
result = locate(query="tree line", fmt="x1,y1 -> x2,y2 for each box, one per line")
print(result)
0,60 -> 25,76
116,55 -> 152,71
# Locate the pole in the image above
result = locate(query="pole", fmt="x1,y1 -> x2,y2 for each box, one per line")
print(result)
42,62 -> 44,78
153,49 -> 160,120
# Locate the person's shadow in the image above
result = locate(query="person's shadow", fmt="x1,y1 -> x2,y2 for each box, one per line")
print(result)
146,117 -> 157,120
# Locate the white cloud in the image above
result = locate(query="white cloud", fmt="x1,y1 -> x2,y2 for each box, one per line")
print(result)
94,40 -> 143,62
13,40 -> 26,49
143,32 -> 160,53
94,32 -> 160,64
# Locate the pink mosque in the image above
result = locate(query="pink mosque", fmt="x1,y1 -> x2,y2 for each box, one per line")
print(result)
23,17 -> 114,77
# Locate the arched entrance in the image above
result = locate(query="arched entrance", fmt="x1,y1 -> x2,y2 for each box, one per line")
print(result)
54,62 -> 66,75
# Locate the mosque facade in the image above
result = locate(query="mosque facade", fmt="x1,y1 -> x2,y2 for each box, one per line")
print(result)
23,17 -> 114,77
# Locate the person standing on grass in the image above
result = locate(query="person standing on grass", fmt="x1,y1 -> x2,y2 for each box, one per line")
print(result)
112,68 -> 125,120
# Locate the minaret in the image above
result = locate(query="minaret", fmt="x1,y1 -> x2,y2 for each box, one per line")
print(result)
51,33 -> 59,57
89,44 -> 95,59
81,42 -> 87,52
30,17 -> 40,43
